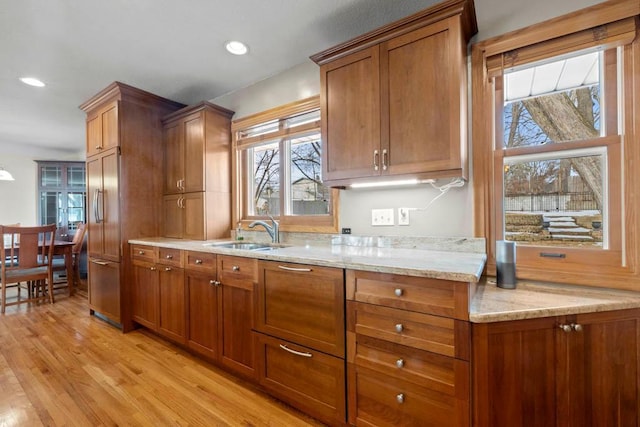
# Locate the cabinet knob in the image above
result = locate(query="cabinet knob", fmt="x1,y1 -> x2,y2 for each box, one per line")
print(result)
396,359 -> 404,368
232,265 -> 240,272
150,267 -> 157,271
571,323 -> 583,332
394,288 -> 403,297
95,145 -> 101,150
165,254 -> 173,259
396,393 -> 404,404
195,259 -> 203,265
164,267 -> 172,272
210,280 -> 220,286
138,250 -> 145,255
395,323 -> 404,333
559,324 -> 572,332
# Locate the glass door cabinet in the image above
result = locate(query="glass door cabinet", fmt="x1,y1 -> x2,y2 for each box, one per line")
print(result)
37,161 -> 86,241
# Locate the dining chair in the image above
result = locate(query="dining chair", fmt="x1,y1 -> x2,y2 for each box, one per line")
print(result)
0,224 -> 56,314
52,222 -> 86,293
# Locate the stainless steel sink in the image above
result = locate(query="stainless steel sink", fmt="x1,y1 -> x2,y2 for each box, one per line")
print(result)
203,242 -> 278,251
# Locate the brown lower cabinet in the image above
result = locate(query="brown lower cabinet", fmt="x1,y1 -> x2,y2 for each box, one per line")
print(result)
131,247 -> 257,379
473,308 -> 640,427
346,270 -> 472,427
254,260 -> 346,425
131,245 -> 186,344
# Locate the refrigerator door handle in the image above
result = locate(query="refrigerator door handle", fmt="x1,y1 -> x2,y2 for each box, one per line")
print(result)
93,188 -> 103,223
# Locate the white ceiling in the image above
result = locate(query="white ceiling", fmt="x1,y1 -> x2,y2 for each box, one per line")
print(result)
0,0 -> 603,159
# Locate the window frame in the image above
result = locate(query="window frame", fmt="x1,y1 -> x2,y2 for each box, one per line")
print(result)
471,0 -> 640,290
231,96 -> 339,233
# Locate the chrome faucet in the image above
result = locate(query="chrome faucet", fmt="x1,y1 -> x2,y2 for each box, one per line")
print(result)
248,215 -> 280,243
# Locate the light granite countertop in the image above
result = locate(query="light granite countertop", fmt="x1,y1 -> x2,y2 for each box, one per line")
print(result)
128,236 -> 487,283
470,278 -> 640,323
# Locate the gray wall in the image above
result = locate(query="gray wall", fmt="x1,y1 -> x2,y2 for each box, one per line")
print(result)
213,0 -> 603,238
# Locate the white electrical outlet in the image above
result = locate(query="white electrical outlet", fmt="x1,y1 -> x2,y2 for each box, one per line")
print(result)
398,208 -> 410,226
371,208 -> 394,226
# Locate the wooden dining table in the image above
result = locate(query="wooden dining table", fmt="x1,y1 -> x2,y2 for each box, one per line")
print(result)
3,240 -> 76,295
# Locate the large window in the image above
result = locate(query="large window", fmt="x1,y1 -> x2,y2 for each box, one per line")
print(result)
232,97 -> 338,232
499,49 -> 618,252
472,1 -> 640,289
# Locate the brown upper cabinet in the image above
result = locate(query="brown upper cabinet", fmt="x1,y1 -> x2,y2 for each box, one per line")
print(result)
162,102 -> 234,240
311,0 -> 477,187
163,102 -> 234,195
86,100 -> 119,157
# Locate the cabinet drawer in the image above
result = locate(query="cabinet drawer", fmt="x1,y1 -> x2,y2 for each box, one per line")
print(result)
255,332 -> 346,426
185,251 -> 216,273
349,301 -> 469,360
350,335 -> 468,397
131,244 -> 157,262
218,255 -> 256,290
350,366 -> 469,427
347,270 -> 470,320
158,247 -> 183,268
256,260 -> 345,357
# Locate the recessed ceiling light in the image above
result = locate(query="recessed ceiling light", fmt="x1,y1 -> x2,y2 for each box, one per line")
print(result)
20,77 -> 45,87
225,40 -> 248,55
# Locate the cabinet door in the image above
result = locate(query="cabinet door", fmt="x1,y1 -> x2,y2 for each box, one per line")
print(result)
560,311 -> 640,427
101,150 -> 120,260
86,101 -> 118,157
163,120 -> 183,195
381,18 -> 464,176
218,256 -> 256,378
158,266 -> 186,344
86,156 -> 104,257
183,192 -> 204,240
162,194 -> 184,238
86,150 -> 119,261
183,112 -> 205,193
88,258 -> 121,323
131,260 -> 158,329
186,270 -> 220,360
256,261 -> 345,357
255,332 -> 346,426
320,46 -> 381,183
472,317 -> 558,427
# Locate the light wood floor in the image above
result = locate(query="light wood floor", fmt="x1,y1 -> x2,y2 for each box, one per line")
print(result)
0,287 -> 324,426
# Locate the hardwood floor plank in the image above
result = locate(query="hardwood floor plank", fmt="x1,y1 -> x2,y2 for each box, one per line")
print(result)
0,290 -> 323,426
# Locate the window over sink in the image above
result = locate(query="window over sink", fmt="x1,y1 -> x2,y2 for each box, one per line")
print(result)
232,96 -> 339,233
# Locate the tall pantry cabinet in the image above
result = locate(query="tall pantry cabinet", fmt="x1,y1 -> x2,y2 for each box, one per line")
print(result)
162,102 -> 234,240
80,82 -> 184,330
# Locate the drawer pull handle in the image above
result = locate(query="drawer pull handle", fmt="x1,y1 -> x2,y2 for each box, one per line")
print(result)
165,254 -> 173,259
396,393 -> 404,404
279,344 -> 312,358
165,267 -> 172,272
195,259 -> 203,265
138,250 -> 145,255
396,359 -> 404,368
394,288 -> 403,297
559,324 -> 572,332
395,324 -> 404,333
232,266 -> 240,272
277,265 -> 312,272
210,280 -> 220,287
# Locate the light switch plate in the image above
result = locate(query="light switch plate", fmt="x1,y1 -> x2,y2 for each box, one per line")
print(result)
371,208 -> 394,226
398,207 -> 410,226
